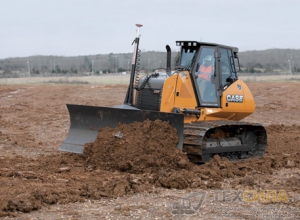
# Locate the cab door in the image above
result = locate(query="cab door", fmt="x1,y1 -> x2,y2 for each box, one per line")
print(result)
219,47 -> 238,88
194,46 -> 221,107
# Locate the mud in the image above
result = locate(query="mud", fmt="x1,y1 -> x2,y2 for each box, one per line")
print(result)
0,82 -> 299,218
84,119 -> 182,173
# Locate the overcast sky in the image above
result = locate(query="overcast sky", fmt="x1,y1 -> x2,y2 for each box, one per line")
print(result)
1,0 -> 299,59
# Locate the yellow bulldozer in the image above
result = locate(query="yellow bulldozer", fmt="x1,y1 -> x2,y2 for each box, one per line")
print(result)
60,24 -> 267,163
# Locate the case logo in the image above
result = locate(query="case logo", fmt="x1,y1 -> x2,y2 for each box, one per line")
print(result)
226,94 -> 244,103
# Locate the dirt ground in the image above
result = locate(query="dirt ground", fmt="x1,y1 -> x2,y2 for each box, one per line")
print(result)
0,82 -> 299,219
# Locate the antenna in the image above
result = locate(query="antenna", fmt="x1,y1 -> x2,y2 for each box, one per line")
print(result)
124,24 -> 143,105
135,24 -> 143,38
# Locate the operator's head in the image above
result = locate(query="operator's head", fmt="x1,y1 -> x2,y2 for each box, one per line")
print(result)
204,55 -> 213,67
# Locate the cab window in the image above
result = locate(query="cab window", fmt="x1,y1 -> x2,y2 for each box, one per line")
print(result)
179,49 -> 196,67
220,48 -> 236,87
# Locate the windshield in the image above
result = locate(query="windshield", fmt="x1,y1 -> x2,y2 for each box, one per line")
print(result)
179,49 -> 196,68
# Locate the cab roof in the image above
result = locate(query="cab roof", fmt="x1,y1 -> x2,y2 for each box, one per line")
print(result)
176,41 -> 238,53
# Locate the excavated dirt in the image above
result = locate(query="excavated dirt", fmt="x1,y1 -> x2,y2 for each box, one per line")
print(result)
0,82 -> 299,219
84,120 -> 182,173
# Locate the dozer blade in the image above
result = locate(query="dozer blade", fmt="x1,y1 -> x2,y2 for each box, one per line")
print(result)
59,104 -> 184,154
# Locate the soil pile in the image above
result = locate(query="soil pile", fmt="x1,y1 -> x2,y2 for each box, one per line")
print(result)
84,119 -> 191,173
82,122 -> 300,192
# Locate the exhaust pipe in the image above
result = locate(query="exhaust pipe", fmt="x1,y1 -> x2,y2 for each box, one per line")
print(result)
166,45 -> 171,76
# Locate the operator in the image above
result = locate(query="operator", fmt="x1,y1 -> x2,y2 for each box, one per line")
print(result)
198,55 -> 214,80
197,55 -> 214,98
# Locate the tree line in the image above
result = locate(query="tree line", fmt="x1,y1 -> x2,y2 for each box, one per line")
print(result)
239,48 -> 300,73
0,48 -> 299,75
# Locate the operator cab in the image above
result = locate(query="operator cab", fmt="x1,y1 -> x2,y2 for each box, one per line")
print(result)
176,41 -> 239,107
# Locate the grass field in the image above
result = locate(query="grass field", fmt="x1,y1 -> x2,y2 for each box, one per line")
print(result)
1,73 -> 300,85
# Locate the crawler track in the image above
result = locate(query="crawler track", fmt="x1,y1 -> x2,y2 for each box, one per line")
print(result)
183,120 -> 267,163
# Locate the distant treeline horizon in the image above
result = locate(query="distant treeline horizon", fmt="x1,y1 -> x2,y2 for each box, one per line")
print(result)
1,48 -> 299,75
